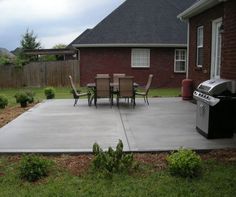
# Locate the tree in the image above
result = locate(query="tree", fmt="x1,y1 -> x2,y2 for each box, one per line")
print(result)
52,43 -> 67,61
53,43 -> 67,49
20,29 -> 41,61
21,29 -> 41,50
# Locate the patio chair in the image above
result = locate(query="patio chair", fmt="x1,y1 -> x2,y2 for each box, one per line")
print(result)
95,77 -> 112,107
112,73 -> 126,93
68,75 -> 91,106
135,74 -> 153,105
113,73 -> 126,84
117,76 -> 135,107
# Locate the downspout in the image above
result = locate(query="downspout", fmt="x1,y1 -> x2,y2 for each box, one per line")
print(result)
186,19 -> 190,79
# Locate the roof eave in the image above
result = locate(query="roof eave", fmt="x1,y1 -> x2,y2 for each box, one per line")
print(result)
178,0 -> 228,21
72,43 -> 187,48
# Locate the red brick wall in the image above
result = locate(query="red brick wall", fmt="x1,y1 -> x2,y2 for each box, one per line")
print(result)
79,47 -> 186,87
221,0 -> 236,80
188,4 -> 224,88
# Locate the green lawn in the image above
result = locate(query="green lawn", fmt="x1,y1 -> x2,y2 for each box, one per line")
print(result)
0,87 -> 181,107
0,156 -> 235,197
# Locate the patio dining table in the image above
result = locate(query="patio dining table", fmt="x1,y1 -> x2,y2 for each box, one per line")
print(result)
87,82 -> 139,105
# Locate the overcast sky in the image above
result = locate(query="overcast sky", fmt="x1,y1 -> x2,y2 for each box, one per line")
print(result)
0,0 -> 125,51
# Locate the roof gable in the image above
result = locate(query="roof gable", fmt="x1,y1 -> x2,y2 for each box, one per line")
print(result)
73,0 -> 196,47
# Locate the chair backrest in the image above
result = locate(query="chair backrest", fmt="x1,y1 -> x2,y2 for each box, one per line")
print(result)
68,75 -> 78,94
96,74 -> 109,78
95,77 -> 111,97
119,76 -> 134,97
144,74 -> 154,94
113,73 -> 126,84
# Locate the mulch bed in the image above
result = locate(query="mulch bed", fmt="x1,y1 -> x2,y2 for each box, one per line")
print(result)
0,103 -> 37,128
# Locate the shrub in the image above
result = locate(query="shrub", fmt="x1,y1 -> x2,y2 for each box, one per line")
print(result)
19,154 -> 53,182
44,87 -> 55,99
0,56 -> 11,65
92,140 -> 136,176
167,148 -> 202,178
25,90 -> 35,103
14,91 -> 30,107
0,95 -> 8,109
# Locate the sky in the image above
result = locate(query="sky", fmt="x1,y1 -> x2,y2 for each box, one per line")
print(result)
0,0 -> 125,51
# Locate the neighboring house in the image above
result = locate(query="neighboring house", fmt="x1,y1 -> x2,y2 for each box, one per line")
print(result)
178,0 -> 236,87
70,0 -> 195,87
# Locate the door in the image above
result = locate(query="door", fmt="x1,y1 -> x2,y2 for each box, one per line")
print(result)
211,18 -> 222,79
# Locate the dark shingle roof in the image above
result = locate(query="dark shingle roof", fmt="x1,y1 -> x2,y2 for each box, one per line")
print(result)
72,0 -> 196,47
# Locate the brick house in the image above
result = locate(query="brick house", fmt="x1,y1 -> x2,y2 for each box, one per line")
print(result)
178,0 -> 236,88
70,0 -> 195,87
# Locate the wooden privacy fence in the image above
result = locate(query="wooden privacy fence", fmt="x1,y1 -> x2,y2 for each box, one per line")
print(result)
0,60 -> 80,88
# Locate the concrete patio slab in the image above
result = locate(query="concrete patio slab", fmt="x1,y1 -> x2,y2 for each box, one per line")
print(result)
0,98 -> 235,153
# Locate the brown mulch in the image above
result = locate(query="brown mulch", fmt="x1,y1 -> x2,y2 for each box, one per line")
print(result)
0,103 -> 37,128
54,155 -> 93,176
54,149 -> 236,176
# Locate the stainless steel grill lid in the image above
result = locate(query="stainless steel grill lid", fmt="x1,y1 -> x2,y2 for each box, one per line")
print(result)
197,79 -> 234,95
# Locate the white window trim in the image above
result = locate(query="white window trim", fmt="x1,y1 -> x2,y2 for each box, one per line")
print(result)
174,49 -> 187,73
131,48 -> 150,68
196,26 -> 204,67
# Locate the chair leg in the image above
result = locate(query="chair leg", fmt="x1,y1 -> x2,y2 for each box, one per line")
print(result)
146,96 -> 149,105
87,94 -> 91,106
94,97 -> 97,107
144,96 -> 146,103
117,96 -> 119,107
110,94 -> 113,107
74,98 -> 78,106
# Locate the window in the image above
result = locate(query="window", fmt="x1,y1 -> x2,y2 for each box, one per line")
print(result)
131,49 -> 150,68
174,49 -> 186,73
197,26 -> 204,67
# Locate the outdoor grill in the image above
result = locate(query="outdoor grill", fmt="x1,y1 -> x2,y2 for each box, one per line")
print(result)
193,79 -> 236,139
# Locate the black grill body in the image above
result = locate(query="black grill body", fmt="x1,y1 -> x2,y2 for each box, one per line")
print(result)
194,79 -> 236,139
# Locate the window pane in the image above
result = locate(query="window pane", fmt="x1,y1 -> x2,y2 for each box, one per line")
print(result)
175,50 -> 179,60
180,51 -> 185,60
197,47 -> 203,66
176,61 -> 186,72
175,49 -> 186,72
132,49 -> 150,67
197,26 -> 203,46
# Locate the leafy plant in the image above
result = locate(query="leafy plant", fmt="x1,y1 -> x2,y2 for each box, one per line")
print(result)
167,148 -> 202,178
0,55 -> 11,65
92,140 -> 136,176
14,55 -> 29,67
44,87 -> 55,99
25,90 -> 35,103
0,94 -> 8,109
19,154 -> 53,182
14,91 -> 30,107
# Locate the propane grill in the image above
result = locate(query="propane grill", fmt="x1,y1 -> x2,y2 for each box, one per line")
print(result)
193,79 -> 236,139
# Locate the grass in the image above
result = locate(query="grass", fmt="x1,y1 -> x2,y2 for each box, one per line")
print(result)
0,156 -> 235,197
0,87 -> 181,107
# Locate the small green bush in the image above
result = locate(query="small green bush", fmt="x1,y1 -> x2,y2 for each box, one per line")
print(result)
25,90 -> 35,103
92,140 -> 136,176
167,148 -> 202,178
14,91 -> 30,107
0,95 -> 8,109
44,87 -> 55,99
19,154 -> 53,182
0,56 -> 11,65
